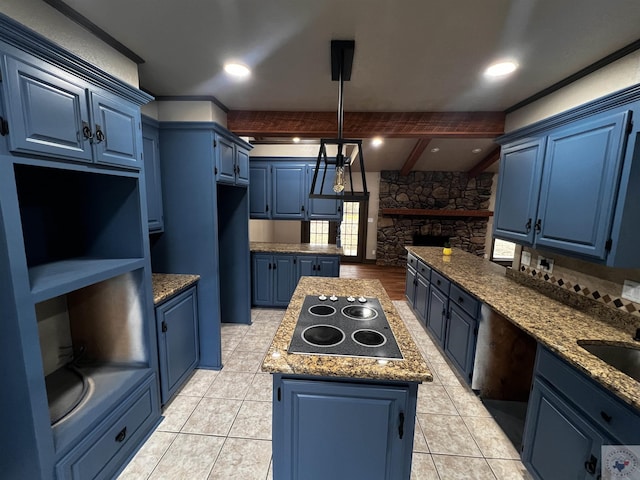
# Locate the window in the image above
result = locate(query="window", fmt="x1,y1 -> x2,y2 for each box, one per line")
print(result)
492,238 -> 517,261
340,201 -> 360,257
309,220 -> 329,244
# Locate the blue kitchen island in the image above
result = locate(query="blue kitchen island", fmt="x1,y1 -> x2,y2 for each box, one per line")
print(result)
262,277 -> 432,480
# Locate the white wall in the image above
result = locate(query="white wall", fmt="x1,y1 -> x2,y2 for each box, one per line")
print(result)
506,50 -> 640,131
146,101 -> 228,125
0,0 -> 139,86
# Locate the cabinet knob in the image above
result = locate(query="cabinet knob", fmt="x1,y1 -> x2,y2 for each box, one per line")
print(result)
115,427 -> 127,443
458,297 -> 464,303
534,218 -> 542,233
301,205 -> 305,212
525,218 -> 532,233
95,124 -> 105,144
600,410 -> 612,422
584,455 -> 597,474
82,121 -> 93,140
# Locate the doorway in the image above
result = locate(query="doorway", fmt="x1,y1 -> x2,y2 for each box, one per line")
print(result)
340,200 -> 367,263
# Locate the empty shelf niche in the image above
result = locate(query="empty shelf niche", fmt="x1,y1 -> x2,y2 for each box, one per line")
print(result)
14,164 -> 145,301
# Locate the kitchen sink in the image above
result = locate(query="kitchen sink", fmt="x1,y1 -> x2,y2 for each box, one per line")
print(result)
577,341 -> 640,382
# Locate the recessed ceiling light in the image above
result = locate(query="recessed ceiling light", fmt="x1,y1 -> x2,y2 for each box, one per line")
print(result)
430,147 -> 440,153
224,62 -> 251,78
484,61 -> 518,77
292,137 -> 301,143
472,148 -> 482,153
372,137 -> 383,147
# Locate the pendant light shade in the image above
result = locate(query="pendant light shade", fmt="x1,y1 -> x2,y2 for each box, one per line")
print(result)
309,40 -> 369,202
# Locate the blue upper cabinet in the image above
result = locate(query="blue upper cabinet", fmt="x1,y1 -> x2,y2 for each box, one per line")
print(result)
307,164 -> 342,220
495,97 -> 640,267
2,54 -> 143,169
249,161 -> 270,218
2,55 -> 93,162
90,91 -> 141,169
214,133 -> 251,186
142,116 -> 164,232
272,162 -> 307,219
249,158 -> 344,220
493,139 -> 544,245
535,110 -> 630,259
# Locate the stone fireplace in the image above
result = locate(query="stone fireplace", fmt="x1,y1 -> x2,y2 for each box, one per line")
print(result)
376,171 -> 494,266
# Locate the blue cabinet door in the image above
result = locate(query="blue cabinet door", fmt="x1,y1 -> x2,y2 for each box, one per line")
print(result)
414,275 -> 429,324
523,379 -> 609,480
444,303 -> 477,383
273,255 -> 295,306
252,254 -> 273,306
156,286 -> 199,404
535,110 -> 630,260
236,147 -> 250,186
90,92 -> 140,169
142,118 -> 163,232
296,255 -> 315,277
249,162 -> 270,218
426,286 -> 447,346
272,164 -> 306,219
493,139 -> 545,244
215,134 -> 236,184
276,378 -> 411,480
307,164 -> 342,220
405,266 -> 416,307
3,55 -> 93,162
316,256 -> 340,277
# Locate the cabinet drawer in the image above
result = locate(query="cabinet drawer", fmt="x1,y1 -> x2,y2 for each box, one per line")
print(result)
56,374 -> 159,480
407,252 -> 417,269
416,260 -> 431,280
449,284 -> 479,318
430,270 -> 450,295
536,346 -> 640,444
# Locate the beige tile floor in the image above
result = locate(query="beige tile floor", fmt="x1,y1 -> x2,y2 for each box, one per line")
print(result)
118,302 -> 532,480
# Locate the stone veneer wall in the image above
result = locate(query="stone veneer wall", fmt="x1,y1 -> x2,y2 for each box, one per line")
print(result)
377,171 -> 493,266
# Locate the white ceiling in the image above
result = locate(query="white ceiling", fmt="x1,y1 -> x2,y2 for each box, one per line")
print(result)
59,0 -> 640,172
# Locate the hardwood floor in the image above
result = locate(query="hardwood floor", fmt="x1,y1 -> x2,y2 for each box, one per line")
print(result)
339,263 -> 407,300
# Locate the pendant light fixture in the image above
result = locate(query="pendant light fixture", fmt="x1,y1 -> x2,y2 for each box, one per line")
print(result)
309,40 -> 369,202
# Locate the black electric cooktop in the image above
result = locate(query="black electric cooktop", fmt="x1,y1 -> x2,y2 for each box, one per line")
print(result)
288,295 -> 404,360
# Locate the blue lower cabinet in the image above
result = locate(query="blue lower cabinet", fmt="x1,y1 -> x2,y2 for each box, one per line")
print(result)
56,373 -> 160,480
405,265 -> 416,307
522,346 -> 640,480
273,376 -> 418,480
522,379 -> 609,480
156,286 -> 199,405
444,303 -> 478,383
252,253 -> 296,307
414,274 -> 429,323
295,254 -> 340,278
426,286 -> 447,346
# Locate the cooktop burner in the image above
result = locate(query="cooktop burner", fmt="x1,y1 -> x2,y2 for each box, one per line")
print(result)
288,295 -> 403,360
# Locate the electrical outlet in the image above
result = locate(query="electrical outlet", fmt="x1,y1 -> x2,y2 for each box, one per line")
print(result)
622,280 -> 640,303
368,217 -> 374,223
521,251 -> 531,267
536,256 -> 554,273
372,249 -> 376,256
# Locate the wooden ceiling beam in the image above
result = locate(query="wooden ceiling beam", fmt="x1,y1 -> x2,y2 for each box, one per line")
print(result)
227,111 -> 505,138
400,138 -> 431,176
467,146 -> 501,177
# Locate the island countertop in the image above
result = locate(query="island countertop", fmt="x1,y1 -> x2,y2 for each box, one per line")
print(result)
152,273 -> 200,305
250,242 -> 343,256
406,246 -> 640,411
261,277 -> 432,383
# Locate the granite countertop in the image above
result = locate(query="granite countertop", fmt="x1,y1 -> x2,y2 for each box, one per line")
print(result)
152,273 -> 200,305
250,242 -> 343,256
407,246 -> 640,411
261,277 -> 432,383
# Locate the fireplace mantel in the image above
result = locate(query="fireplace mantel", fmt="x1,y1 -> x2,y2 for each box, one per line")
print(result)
381,208 -> 493,218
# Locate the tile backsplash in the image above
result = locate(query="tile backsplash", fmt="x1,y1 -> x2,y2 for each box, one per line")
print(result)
514,246 -> 640,320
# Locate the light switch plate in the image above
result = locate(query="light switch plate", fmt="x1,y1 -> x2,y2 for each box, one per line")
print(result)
536,256 -> 554,274
521,251 -> 531,267
622,280 -> 640,303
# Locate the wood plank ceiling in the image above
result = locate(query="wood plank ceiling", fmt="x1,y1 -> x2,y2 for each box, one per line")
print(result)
228,110 -> 505,176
